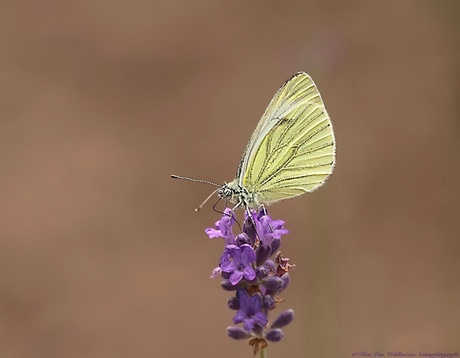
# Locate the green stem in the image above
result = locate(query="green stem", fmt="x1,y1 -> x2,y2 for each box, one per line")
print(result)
260,348 -> 266,358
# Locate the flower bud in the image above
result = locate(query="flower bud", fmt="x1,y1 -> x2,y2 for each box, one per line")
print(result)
235,233 -> 250,246
270,239 -> 281,255
280,272 -> 290,292
263,260 -> 276,273
227,295 -> 240,310
261,276 -> 283,293
265,328 -> 284,342
255,266 -> 268,279
227,326 -> 251,340
221,271 -> 231,279
270,309 -> 294,329
243,219 -> 257,245
221,280 -> 247,291
256,245 -> 271,266
262,294 -> 276,310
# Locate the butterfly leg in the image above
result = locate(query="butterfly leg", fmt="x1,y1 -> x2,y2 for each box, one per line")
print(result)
260,204 -> 268,216
232,201 -> 243,211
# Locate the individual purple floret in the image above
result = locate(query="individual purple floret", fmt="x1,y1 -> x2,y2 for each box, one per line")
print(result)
220,244 -> 256,285
205,208 -> 236,245
247,210 -> 289,247
232,289 -> 268,332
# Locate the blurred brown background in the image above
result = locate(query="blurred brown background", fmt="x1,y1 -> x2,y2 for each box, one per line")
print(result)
1,1 -> 459,357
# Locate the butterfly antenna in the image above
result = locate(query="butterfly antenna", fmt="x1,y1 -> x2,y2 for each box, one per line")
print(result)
170,175 -> 221,212
170,175 -> 220,187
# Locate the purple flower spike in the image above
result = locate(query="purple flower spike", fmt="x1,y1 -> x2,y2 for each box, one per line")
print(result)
205,208 -> 236,245
233,290 -> 268,332
204,207 -> 295,347
220,244 -> 256,285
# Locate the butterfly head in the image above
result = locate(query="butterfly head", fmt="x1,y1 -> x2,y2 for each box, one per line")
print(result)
170,175 -> 250,211
217,184 -> 232,200
217,181 -> 239,203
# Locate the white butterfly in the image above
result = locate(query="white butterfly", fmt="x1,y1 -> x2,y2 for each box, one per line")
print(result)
172,72 -> 336,212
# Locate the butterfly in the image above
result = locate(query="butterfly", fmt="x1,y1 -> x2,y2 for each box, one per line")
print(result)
172,72 -> 336,213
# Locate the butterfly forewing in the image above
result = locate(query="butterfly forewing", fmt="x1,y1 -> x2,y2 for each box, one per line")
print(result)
238,72 -> 335,205
236,73 -> 321,181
